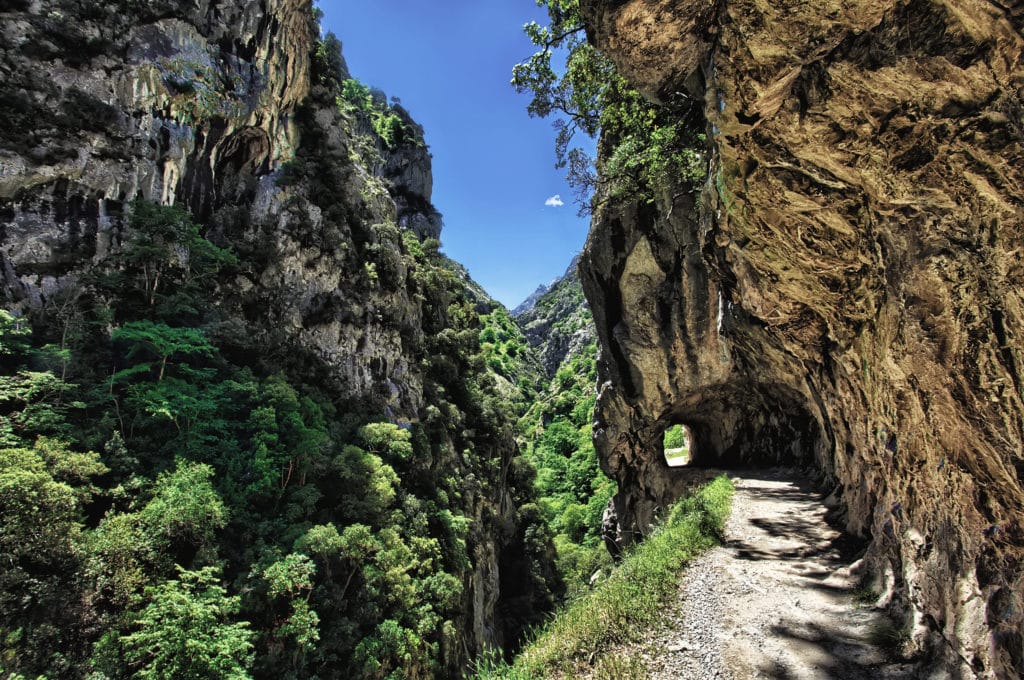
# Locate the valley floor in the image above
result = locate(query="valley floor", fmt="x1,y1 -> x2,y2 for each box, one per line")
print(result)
623,469 -> 917,679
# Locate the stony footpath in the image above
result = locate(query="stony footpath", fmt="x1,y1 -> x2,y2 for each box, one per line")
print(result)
629,469 -> 920,679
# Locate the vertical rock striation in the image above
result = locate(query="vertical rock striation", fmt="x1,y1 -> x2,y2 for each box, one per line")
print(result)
579,0 -> 1024,676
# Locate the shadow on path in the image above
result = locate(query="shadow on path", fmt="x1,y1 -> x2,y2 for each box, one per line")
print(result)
717,468 -> 905,680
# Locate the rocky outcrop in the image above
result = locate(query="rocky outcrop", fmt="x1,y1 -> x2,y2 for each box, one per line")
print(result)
579,0 -> 1024,676
515,255 -> 596,376
0,0 -> 548,671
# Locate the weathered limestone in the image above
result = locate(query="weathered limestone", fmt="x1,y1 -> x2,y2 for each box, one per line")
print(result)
579,0 -> 1024,676
0,0 -> 530,667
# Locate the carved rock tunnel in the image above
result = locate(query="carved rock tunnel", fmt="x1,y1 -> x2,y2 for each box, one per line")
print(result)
598,378 -> 833,553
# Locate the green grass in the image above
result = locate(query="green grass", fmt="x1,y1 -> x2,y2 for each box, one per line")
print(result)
471,476 -> 734,679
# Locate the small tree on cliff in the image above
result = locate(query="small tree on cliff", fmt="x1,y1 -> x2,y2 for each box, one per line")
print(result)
512,0 -> 705,210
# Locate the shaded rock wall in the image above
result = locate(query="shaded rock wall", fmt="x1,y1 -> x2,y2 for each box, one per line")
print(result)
579,0 -> 1024,676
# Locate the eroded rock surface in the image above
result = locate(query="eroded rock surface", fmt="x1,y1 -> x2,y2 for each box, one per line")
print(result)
579,0 -> 1024,676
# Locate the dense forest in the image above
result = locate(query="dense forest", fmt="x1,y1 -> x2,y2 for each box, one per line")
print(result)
0,6 -> 574,676
0,194 -> 565,678
0,1 -> 643,675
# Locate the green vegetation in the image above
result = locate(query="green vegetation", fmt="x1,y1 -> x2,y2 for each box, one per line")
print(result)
115,566 -> 255,680
479,308 -> 545,399
338,77 -> 411,149
512,0 -> 706,210
530,278 -> 592,338
0,3 -> 712,676
663,424 -> 687,450
517,341 -> 617,594
472,477 -> 734,678
0,178 -> 558,676
663,424 -> 689,465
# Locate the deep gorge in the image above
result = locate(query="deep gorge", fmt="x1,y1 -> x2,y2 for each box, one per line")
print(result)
1,0 -> 1022,678
0,2 -> 560,676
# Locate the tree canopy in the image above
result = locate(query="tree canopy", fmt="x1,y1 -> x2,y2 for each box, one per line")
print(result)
512,0 -> 706,210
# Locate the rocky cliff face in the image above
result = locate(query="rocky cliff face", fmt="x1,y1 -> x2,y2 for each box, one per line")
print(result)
1,0 -> 549,672
578,0 -> 1024,676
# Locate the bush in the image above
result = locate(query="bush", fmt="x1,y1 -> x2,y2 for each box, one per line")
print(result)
663,424 -> 687,450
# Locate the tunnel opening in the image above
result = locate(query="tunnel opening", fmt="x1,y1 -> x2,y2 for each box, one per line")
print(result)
662,423 -> 691,467
608,382 -> 836,551
662,383 -> 830,474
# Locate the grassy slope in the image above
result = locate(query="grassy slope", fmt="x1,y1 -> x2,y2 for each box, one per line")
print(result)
473,476 -> 734,679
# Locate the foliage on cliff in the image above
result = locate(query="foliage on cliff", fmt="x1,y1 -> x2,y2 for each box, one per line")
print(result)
511,0 -> 706,209
512,264 -> 612,594
0,207 -> 556,680
0,25 -> 559,680
514,257 -> 594,377
518,341 -> 615,592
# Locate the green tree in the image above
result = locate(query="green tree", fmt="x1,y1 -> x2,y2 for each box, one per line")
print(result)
0,369 -> 75,446
0,440 -> 104,566
0,310 -> 31,362
0,439 -> 105,675
664,424 -> 687,449
512,0 -> 705,209
333,445 -> 400,520
87,459 -> 227,616
86,200 -> 235,321
337,78 -> 408,148
252,375 -> 329,494
358,422 -> 413,463
0,311 -> 79,446
120,566 -> 255,680
113,320 -> 215,382
262,553 -> 320,654
140,460 -> 227,555
119,200 -> 236,313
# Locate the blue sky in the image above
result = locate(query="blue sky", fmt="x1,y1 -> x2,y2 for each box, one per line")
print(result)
319,0 -> 593,308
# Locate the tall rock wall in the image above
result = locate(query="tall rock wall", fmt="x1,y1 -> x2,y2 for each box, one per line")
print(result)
578,0 -> 1024,676
1,0 -> 548,672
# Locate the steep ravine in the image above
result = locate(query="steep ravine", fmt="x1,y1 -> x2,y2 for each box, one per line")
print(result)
578,0 -> 1023,677
0,1 -> 557,676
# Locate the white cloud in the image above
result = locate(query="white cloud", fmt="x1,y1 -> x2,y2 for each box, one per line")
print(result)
545,194 -> 565,208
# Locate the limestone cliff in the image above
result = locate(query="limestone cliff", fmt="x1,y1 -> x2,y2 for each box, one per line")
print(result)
0,0 -> 552,674
578,0 -> 1024,676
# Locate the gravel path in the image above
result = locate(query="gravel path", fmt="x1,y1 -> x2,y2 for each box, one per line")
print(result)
633,468 -> 916,679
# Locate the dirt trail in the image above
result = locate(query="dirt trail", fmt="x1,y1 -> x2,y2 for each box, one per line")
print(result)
637,469 -> 917,679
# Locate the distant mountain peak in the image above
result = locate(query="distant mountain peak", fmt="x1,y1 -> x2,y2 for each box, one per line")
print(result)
512,283 -> 552,316
512,253 -> 582,317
